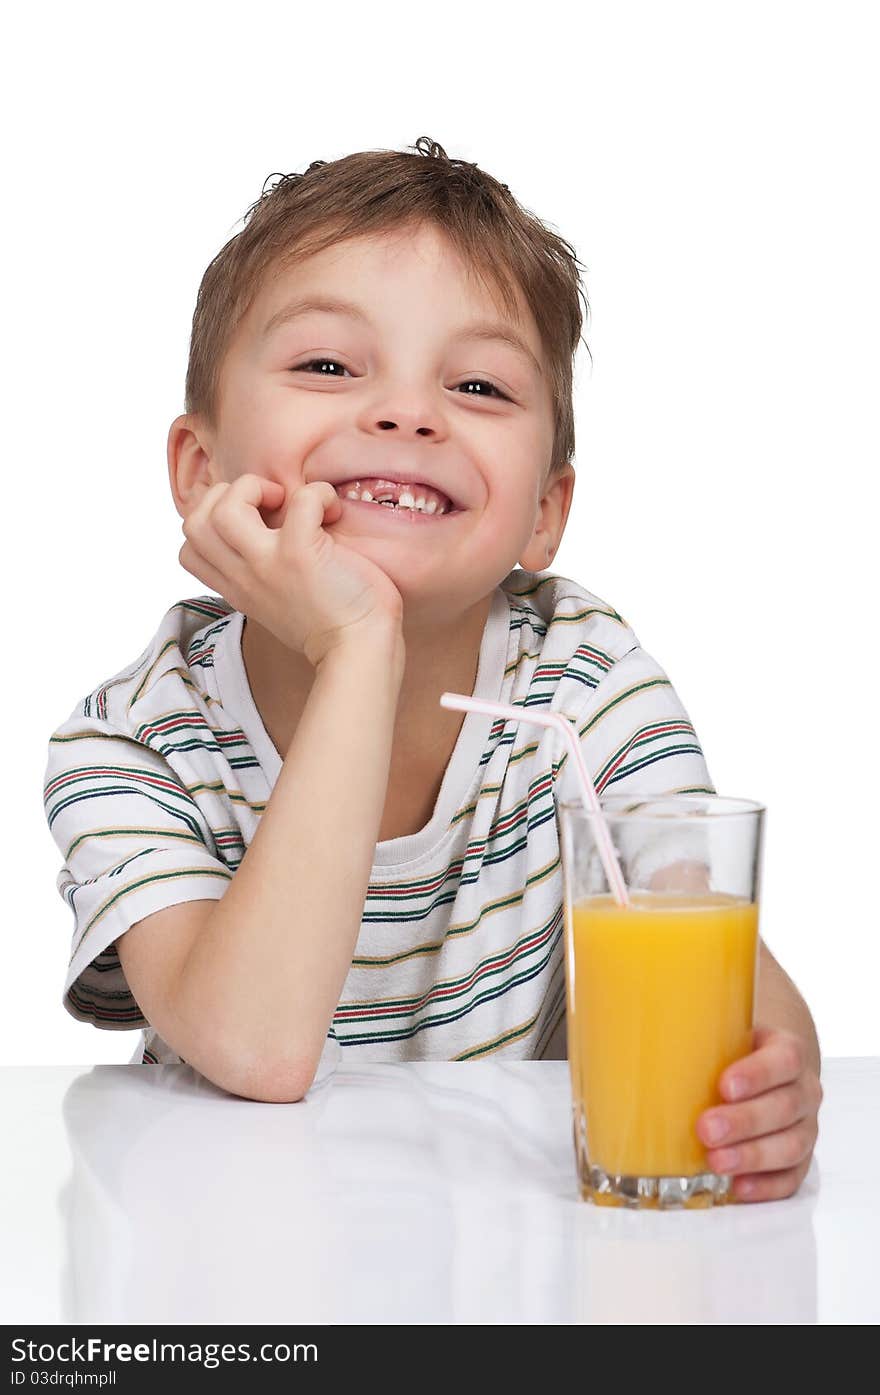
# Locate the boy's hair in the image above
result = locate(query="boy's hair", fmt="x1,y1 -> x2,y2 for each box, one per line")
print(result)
185,136 -> 590,479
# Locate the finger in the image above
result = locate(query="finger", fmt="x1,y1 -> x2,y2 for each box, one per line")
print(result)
718,1027 -> 806,1102
183,484 -> 250,578
707,1117 -> 817,1178
254,475 -> 286,515
733,1156 -> 812,1204
182,480 -> 229,535
210,474 -> 286,562
279,480 -> 342,552
698,1073 -> 821,1149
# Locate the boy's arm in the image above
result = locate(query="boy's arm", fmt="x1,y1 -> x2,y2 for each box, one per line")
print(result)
121,623 -> 404,1102
754,940 -> 821,1076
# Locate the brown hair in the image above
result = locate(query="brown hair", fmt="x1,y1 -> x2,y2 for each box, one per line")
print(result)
185,137 -> 590,478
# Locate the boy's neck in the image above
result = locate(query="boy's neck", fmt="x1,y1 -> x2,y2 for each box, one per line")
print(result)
239,591 -> 496,765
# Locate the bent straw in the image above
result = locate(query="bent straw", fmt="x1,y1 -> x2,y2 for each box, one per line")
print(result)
439,693 -> 630,909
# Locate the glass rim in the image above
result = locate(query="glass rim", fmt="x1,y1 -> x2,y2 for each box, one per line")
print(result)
556,793 -> 765,819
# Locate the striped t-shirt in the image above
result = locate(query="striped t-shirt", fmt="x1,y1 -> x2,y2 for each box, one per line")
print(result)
43,567 -> 715,1067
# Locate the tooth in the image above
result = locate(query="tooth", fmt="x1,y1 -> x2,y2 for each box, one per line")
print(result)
340,482 -> 452,514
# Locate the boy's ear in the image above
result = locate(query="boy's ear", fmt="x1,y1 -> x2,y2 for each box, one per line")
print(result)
518,463 -> 576,573
167,414 -> 217,519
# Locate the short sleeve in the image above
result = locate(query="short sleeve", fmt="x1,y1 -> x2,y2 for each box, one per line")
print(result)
43,710 -> 234,1029
555,645 -> 717,889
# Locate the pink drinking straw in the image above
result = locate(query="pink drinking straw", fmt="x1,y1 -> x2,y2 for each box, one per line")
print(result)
439,693 -> 631,909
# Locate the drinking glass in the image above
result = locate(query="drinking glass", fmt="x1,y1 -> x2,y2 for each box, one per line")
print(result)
558,793 -> 764,1208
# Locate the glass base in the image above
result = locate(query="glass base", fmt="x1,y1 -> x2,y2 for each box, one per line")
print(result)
580,1163 -> 734,1210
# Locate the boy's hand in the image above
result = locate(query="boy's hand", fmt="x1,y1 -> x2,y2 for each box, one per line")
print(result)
179,475 -> 405,667
696,1025 -> 822,1202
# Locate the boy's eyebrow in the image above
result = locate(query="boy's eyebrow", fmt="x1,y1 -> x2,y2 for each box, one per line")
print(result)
260,294 -> 543,377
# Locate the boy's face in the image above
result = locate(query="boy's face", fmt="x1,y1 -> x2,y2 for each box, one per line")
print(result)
171,220 -> 575,617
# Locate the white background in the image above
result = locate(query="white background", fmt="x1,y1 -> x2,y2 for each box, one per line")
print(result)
4,0 -> 877,1064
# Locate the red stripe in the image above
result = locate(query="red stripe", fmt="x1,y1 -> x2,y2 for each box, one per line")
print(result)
46,767 -> 189,799
598,721 -> 693,789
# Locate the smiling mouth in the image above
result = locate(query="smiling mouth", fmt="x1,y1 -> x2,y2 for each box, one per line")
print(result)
334,478 -> 458,515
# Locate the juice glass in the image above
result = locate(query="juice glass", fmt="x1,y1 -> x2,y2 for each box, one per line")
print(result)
558,794 -> 764,1209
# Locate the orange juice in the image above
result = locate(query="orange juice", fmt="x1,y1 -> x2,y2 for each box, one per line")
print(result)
568,890 -> 758,1180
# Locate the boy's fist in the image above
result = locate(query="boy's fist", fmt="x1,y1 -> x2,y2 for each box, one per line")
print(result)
179,474 -> 404,667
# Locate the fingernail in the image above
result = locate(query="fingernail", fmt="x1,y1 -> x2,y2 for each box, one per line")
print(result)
726,1075 -> 746,1100
703,1116 -> 730,1144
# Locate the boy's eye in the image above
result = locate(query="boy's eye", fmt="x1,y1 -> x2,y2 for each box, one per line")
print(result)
291,358 -> 509,400
457,378 -> 508,400
294,357 -> 351,378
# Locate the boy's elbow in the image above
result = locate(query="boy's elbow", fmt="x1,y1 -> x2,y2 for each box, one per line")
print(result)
168,1016 -> 321,1102
222,1052 -> 318,1104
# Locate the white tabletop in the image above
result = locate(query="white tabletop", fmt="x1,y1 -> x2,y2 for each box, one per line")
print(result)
1,1055 -> 877,1325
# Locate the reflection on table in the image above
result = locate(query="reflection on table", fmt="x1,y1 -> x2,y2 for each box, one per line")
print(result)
54,1055 -> 820,1324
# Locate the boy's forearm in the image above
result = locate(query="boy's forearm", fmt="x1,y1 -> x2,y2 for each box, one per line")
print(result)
173,625 -> 406,1101
756,940 -> 821,1077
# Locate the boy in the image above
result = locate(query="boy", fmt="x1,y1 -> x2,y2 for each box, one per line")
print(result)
44,138 -> 821,1201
